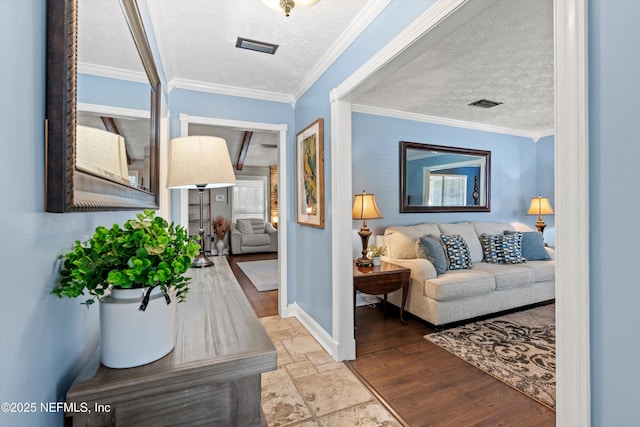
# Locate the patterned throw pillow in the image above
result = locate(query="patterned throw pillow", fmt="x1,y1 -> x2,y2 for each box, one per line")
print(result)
480,232 -> 527,264
440,234 -> 472,270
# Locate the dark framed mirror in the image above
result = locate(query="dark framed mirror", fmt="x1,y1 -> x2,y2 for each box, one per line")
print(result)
46,0 -> 160,212
400,141 -> 491,213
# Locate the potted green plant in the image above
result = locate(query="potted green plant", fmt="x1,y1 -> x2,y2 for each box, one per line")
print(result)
367,245 -> 386,266
53,209 -> 200,368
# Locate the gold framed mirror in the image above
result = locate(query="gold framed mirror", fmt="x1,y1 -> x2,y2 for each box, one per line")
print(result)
45,0 -> 160,212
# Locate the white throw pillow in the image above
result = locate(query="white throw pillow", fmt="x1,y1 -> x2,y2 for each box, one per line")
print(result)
237,219 -> 253,235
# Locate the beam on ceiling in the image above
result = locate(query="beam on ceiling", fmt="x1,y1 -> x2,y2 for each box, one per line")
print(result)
237,131 -> 253,171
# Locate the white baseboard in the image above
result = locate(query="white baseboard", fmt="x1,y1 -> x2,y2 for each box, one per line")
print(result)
285,303 -> 340,360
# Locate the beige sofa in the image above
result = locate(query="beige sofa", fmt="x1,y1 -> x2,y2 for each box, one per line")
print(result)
230,218 -> 278,254
381,221 -> 555,328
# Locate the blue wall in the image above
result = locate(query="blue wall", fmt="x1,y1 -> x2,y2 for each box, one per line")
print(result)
589,0 -> 640,424
293,0 -> 437,332
352,113 -> 541,237
0,2 -> 137,426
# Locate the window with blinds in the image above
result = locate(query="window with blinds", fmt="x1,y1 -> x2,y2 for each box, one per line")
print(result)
232,176 -> 267,222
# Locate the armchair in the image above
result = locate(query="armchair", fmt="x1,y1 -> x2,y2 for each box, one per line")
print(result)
230,218 -> 278,254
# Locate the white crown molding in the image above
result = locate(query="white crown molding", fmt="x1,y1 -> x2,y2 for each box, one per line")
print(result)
169,78 -> 293,104
77,103 -> 149,119
291,0 -> 391,100
352,104 -> 552,141
77,62 -> 148,84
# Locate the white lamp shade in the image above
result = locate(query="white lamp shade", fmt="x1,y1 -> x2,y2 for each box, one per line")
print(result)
166,136 -> 236,189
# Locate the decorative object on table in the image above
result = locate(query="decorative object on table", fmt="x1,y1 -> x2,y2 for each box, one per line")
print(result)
527,195 -> 554,233
296,118 -> 324,228
261,0 -> 320,16
367,245 -> 386,266
425,304 -> 556,409
214,216 -> 230,254
52,210 -> 200,368
167,135 -> 236,267
352,191 -> 383,267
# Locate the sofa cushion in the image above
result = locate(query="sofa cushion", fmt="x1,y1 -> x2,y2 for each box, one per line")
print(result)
241,233 -> 271,247
504,230 -> 551,261
480,232 -> 527,264
424,269 -> 495,301
472,263 -> 535,290
518,260 -> 556,282
416,235 -> 448,275
384,223 -> 440,259
237,219 -> 254,235
438,222 -> 483,262
440,234 -> 472,270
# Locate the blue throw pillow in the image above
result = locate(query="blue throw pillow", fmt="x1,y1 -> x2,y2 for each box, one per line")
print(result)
416,235 -> 448,275
504,230 -> 551,261
440,234 -> 472,270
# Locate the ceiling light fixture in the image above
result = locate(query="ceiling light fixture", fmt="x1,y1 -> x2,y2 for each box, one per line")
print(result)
261,0 -> 320,17
469,99 -> 503,108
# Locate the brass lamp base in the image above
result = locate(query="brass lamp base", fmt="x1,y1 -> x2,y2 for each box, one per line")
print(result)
355,257 -> 372,267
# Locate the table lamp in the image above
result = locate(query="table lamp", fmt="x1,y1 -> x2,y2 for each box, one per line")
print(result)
167,136 -> 236,268
352,191 -> 383,267
527,195 -> 554,233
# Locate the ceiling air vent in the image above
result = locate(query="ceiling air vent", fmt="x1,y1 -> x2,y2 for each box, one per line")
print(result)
235,37 -> 279,55
469,99 -> 503,108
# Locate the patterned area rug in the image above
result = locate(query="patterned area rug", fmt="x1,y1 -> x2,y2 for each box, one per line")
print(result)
424,304 -> 556,409
237,259 -> 278,291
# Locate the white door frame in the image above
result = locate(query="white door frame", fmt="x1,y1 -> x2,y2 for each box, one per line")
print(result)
176,113 -> 289,316
330,0 -> 589,425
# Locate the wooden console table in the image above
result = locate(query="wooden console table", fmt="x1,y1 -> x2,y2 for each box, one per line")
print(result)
64,260 -> 277,426
353,261 -> 411,327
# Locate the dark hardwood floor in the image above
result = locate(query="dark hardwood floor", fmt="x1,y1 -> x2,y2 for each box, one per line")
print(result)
228,253 -> 555,427
226,252 -> 278,318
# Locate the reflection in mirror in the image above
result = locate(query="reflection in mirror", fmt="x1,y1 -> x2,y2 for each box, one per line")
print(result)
400,141 -> 491,213
45,0 -> 160,212
77,106 -> 151,190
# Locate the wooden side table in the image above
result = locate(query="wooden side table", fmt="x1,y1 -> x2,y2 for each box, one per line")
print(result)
353,261 -> 411,326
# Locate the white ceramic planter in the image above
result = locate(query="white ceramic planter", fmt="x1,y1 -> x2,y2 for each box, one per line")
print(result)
99,287 -> 176,369
372,256 -> 381,266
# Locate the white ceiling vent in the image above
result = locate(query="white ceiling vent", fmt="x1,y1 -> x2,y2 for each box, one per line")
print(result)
469,99 -> 503,108
235,37 -> 279,55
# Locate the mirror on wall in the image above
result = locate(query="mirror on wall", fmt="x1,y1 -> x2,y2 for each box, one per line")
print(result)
46,0 -> 160,212
399,141 -> 491,213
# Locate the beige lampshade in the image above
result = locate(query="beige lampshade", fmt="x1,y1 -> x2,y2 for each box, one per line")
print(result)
166,136 -> 236,189
527,196 -> 554,216
352,191 -> 383,220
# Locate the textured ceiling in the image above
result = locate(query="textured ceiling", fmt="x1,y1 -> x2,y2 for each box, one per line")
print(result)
147,0 -> 371,95
354,0 -> 554,135
79,0 -> 554,167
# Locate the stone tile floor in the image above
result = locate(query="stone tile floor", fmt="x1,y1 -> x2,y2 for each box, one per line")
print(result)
260,315 -> 402,427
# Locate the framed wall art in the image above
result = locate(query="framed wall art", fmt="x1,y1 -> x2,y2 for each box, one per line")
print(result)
296,118 -> 324,228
